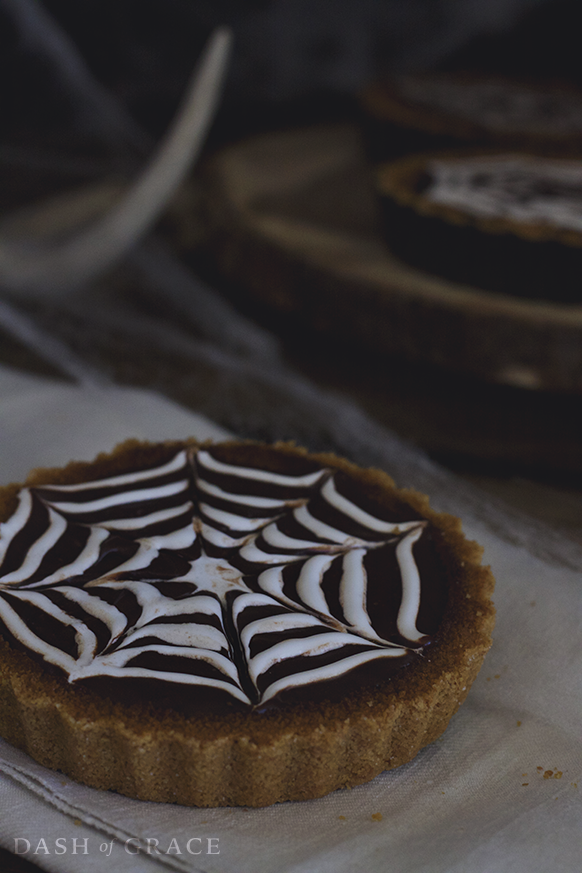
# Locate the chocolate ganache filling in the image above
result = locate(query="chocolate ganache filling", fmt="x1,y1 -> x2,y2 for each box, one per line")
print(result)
0,446 -> 447,710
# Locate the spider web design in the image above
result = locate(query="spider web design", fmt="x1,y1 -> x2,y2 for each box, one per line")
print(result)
0,447 -> 433,706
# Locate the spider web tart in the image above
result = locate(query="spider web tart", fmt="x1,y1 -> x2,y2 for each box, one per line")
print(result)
0,439 -> 495,806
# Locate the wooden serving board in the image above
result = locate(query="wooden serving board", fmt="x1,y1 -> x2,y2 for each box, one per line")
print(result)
202,123 -> 582,394
198,123 -> 582,476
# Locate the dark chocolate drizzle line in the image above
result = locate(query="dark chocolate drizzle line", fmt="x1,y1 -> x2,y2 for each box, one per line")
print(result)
0,447 -> 448,707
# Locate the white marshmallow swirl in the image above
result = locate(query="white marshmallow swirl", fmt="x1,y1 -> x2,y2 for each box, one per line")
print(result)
0,447 -> 441,707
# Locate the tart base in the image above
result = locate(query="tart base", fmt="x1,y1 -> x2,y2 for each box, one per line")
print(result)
0,630 -> 489,807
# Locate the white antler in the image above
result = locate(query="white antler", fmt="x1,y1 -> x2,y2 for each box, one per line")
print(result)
0,26 -> 232,295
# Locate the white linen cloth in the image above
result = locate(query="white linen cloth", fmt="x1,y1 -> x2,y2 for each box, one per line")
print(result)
0,363 -> 580,873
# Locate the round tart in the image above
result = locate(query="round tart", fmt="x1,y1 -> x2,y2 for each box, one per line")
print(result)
360,72 -> 582,160
0,439 -> 494,807
377,150 -> 582,302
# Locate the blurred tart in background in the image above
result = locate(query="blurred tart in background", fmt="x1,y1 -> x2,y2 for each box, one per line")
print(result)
360,73 -> 582,159
376,150 -> 582,302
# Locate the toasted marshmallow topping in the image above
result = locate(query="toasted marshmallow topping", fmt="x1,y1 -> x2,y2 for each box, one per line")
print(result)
426,155 -> 582,232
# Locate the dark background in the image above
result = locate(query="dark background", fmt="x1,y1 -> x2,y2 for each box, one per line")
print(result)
2,0 -> 582,156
